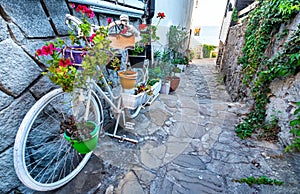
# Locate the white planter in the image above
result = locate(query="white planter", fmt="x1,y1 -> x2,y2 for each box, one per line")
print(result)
151,79 -> 162,96
177,64 -> 186,72
160,81 -> 170,94
121,92 -> 145,109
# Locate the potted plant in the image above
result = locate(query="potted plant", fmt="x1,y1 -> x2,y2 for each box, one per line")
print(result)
127,43 -> 146,68
61,115 -> 99,154
153,50 -> 162,68
35,3 -> 119,153
118,68 -> 138,90
121,79 -> 162,109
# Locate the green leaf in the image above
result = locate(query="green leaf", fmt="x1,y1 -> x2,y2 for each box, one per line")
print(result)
294,107 -> 300,115
290,120 -> 300,126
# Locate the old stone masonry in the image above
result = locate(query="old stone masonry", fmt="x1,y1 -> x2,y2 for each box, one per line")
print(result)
0,0 -> 299,193
16,59 -> 298,194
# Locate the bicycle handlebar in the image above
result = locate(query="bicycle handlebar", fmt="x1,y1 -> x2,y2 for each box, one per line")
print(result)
65,14 -> 140,38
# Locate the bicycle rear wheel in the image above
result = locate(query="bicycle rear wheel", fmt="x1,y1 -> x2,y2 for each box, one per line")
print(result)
13,88 -> 102,191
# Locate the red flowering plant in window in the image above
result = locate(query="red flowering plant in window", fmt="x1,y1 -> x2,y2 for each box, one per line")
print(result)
35,4 -> 119,92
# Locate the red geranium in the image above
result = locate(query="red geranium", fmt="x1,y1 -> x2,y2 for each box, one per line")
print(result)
157,12 -> 166,19
106,18 -> 112,24
59,58 -> 72,67
36,49 -> 42,56
41,44 -> 55,55
75,4 -> 94,18
89,33 -> 96,43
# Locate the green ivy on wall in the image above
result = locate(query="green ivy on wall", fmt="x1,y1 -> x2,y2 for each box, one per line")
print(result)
235,0 -> 300,140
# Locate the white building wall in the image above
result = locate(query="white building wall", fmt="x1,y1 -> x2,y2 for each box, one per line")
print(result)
152,0 -> 194,47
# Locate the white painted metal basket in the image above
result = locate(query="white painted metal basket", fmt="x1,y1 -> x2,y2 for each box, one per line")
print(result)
121,92 -> 144,109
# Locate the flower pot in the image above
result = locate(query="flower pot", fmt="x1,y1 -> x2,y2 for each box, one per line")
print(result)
160,81 -> 170,94
118,70 -> 137,89
177,64 -> 186,72
151,79 -> 162,96
63,46 -> 87,66
121,92 -> 144,109
64,121 -> 99,154
167,76 -> 180,92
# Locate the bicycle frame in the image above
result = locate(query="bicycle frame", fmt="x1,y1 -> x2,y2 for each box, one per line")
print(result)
87,73 -> 138,144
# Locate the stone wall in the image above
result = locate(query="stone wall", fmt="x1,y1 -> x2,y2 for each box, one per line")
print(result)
219,13 -> 300,147
218,22 -> 249,102
0,0 -> 73,192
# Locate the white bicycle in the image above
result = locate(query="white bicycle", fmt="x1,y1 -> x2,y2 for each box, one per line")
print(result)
13,14 -> 160,191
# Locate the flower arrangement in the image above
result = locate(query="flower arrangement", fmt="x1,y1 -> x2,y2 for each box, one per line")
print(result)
134,78 -> 160,95
69,4 -> 95,46
135,84 -> 152,95
35,3 -> 119,92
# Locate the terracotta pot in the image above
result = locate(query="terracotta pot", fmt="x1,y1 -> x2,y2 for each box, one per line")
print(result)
118,70 -> 137,89
167,76 -> 180,92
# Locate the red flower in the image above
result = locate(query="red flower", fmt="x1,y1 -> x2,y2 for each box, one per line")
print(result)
59,58 -> 72,67
71,3 -> 75,8
75,4 -> 94,18
139,24 -> 147,31
106,18 -> 112,24
85,8 -> 94,18
82,6 -> 88,13
157,12 -> 166,19
76,5 -> 83,12
89,33 -> 96,43
41,44 -> 55,55
36,49 -> 42,56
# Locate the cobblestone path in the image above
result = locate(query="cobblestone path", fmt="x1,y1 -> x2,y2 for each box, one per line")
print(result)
30,59 -> 299,194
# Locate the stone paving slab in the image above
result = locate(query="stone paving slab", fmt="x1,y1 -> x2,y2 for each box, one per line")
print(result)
21,59 -> 300,194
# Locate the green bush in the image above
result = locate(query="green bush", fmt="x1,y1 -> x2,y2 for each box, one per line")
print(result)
203,44 -> 217,58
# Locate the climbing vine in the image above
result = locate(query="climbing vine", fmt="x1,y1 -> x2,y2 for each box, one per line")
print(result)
285,102 -> 300,152
235,0 -> 300,139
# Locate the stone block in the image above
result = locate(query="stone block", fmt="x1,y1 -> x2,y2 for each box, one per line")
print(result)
0,16 -> 8,42
8,23 -> 26,45
44,0 -> 70,35
0,147 -> 22,193
0,92 -> 35,153
29,76 -> 58,99
0,39 -> 42,96
1,1 -> 54,37
0,90 -> 13,110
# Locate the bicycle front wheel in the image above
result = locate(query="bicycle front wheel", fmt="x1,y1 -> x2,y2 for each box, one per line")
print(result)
13,88 -> 102,191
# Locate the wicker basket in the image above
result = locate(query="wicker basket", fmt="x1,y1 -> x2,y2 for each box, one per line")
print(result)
121,92 -> 144,109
